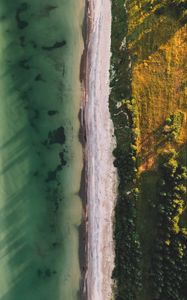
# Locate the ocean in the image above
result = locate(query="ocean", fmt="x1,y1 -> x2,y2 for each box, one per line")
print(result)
0,1 -> 85,299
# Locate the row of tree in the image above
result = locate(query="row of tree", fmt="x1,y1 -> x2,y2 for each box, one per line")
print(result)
110,1 -> 143,299
112,99 -> 142,300
152,150 -> 187,300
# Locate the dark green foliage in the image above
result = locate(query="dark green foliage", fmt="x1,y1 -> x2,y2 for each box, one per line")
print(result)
110,0 -> 132,106
110,1 -> 143,299
151,150 -> 187,300
112,111 -> 142,300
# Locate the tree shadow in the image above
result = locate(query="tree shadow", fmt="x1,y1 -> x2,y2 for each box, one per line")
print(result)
127,0 -> 187,63
139,113 -> 186,167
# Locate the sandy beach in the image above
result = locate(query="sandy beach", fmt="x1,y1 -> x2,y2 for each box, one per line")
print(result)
84,0 -> 117,299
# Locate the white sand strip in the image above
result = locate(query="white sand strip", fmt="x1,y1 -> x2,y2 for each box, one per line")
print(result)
85,0 -> 117,299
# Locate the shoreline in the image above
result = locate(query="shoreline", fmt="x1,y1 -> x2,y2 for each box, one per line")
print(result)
78,0 -> 90,298
81,0 -> 118,299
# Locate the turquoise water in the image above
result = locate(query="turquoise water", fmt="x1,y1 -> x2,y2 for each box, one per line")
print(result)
0,1 -> 84,299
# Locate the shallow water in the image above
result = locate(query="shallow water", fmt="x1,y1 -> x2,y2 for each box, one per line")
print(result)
0,1 -> 84,299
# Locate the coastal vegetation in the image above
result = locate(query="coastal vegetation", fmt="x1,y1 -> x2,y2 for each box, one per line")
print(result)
152,150 -> 187,300
110,0 -> 187,299
112,98 -> 142,299
110,2 -> 143,299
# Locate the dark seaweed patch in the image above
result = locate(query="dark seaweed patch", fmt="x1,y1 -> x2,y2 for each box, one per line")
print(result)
16,3 -> 29,29
42,127 -> 65,147
32,109 -> 39,120
48,110 -> 58,116
33,171 -> 39,177
19,58 -> 30,70
42,40 -> 66,51
17,20 -> 28,29
48,127 -> 65,145
46,186 -> 63,213
45,5 -> 58,12
46,170 -> 57,182
44,5 -> 58,14
20,36 -> 26,47
19,2 -> 28,11
35,74 -> 45,82
45,186 -> 63,213
46,165 -> 62,183
37,268 -> 57,279
31,41 -> 38,49
59,152 -> 66,166
51,241 -> 61,249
